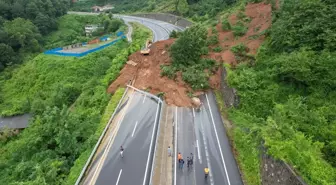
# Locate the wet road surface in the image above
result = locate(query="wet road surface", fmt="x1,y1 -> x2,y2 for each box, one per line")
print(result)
82,91 -> 161,185
174,92 -> 243,185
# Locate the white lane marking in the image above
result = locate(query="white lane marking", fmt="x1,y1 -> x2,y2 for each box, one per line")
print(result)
205,94 -> 231,185
174,107 -> 178,185
131,121 -> 138,137
142,103 -> 161,185
89,91 -> 135,185
196,140 -> 201,163
143,95 -> 146,103
200,111 -> 214,185
192,108 -> 195,118
116,169 -> 122,185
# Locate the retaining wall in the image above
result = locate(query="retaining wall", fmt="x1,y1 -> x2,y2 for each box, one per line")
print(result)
262,152 -> 307,185
132,13 -> 192,28
44,35 -> 126,57
220,66 -> 239,108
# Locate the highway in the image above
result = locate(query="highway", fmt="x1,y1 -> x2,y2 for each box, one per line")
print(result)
116,15 -> 184,42
174,92 -> 243,185
79,88 -> 162,185
67,12 -> 184,42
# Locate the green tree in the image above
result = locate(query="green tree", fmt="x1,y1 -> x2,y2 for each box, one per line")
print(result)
11,2 -> 25,18
177,0 -> 189,14
170,25 -> 207,66
0,43 -> 17,71
3,18 -> 41,52
34,13 -> 57,35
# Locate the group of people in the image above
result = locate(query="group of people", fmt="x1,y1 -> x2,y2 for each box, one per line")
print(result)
177,152 -> 193,170
168,146 -> 209,179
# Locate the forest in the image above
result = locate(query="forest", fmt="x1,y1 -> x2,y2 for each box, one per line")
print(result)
226,0 -> 336,184
0,0 -> 70,71
0,8 -> 151,184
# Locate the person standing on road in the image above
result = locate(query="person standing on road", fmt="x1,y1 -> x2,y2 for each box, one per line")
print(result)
190,153 -> 194,166
178,152 -> 182,161
168,146 -> 172,157
179,158 -> 185,169
120,146 -> 124,158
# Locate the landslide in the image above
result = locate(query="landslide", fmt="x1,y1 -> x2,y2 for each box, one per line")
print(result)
108,1 -> 273,107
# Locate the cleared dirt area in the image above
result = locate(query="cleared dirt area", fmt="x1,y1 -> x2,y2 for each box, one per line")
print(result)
108,2 -> 273,107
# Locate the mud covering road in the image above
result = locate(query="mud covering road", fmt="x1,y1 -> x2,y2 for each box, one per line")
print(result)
81,90 -> 161,185
174,92 -> 243,185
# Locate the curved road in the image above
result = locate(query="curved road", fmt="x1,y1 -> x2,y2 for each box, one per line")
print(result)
67,12 -> 185,42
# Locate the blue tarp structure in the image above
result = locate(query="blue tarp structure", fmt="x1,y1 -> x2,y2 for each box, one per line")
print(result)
44,33 -> 126,57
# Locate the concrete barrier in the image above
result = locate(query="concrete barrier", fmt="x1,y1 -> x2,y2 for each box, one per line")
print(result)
132,13 -> 193,28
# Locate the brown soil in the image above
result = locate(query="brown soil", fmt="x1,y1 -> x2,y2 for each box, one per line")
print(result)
108,39 -> 198,107
215,2 -> 272,65
108,2 -> 273,107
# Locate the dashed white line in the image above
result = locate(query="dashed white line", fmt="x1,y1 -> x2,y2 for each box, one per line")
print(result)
143,95 -> 146,103
192,108 -> 195,118
131,121 -> 138,137
205,94 -> 231,185
196,140 -> 202,163
116,169 -> 122,185
89,91 -> 135,185
200,112 -> 214,185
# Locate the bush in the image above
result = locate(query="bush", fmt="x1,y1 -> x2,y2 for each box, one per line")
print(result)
213,46 -> 223,52
222,19 -> 232,31
237,11 -> 247,19
207,34 -> 219,46
212,27 -> 218,34
231,43 -> 249,56
182,68 -> 210,90
201,47 -> 209,55
169,30 -> 180,38
160,65 -> 177,79
232,21 -> 248,37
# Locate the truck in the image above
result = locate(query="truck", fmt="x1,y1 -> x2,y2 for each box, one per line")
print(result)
192,97 -> 202,112
140,40 -> 152,55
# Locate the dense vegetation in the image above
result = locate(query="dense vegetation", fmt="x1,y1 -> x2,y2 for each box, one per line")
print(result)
77,0 -> 238,18
162,25 -> 217,90
0,12 -> 151,184
225,0 -> 336,184
0,0 -> 70,71
44,14 -> 124,49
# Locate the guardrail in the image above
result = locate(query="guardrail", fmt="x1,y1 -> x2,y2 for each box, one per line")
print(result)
74,84 -> 130,185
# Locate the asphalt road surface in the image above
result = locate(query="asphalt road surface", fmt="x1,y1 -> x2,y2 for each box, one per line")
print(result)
81,91 -> 161,185
67,12 -> 184,42
116,15 -> 184,42
174,92 -> 243,185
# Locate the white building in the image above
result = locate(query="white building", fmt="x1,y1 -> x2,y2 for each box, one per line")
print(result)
85,25 -> 99,36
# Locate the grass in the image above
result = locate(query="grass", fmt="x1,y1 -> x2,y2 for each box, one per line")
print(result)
214,90 -> 261,185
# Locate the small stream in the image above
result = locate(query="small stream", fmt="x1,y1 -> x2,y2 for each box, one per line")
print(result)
0,114 -> 31,129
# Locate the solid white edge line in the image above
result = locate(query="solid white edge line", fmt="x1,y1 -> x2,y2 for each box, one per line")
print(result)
89,91 -> 135,185
116,169 -> 122,185
174,107 -> 178,185
142,103 -> 160,185
131,121 -> 138,137
205,94 -> 231,185
196,140 -> 201,162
